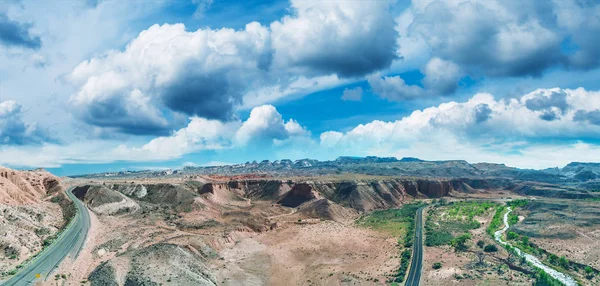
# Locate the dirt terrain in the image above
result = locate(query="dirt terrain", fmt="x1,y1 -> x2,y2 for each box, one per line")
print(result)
49,177 -> 459,285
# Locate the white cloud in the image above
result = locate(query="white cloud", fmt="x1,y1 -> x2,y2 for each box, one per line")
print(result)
0,100 -> 51,145
270,0 -> 397,77
68,22 -> 272,134
66,0 -> 399,136
368,73 -> 427,100
422,57 -> 462,94
317,87 -> 600,168
235,105 -> 307,145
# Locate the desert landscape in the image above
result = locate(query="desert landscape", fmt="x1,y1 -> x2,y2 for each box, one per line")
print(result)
1,157 -> 599,285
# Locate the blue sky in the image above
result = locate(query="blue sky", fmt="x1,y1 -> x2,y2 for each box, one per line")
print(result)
2,0 -> 600,176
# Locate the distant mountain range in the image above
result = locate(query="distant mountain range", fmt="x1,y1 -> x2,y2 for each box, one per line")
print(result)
71,156 -> 600,191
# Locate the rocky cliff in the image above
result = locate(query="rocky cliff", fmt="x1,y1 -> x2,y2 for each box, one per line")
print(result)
0,167 -> 61,205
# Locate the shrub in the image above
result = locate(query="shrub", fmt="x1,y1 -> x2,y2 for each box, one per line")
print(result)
585,266 -> 594,274
507,231 -> 518,240
483,244 -> 498,252
476,240 -> 485,248
432,262 -> 442,269
451,233 -> 471,252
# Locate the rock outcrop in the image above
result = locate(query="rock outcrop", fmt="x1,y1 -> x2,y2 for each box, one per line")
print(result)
73,185 -> 139,215
277,183 -> 318,207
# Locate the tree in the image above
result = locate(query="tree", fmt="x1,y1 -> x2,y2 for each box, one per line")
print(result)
521,236 -> 529,245
484,244 -> 498,252
451,233 -> 471,252
476,252 -> 486,266
476,240 -> 485,248
585,266 -> 594,274
432,262 -> 442,269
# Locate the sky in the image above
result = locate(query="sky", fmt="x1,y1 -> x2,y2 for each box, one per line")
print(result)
1,0 -> 600,176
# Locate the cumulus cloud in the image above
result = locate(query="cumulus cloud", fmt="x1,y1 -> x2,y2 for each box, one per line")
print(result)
573,110 -> 600,126
319,88 -> 600,157
409,0 -> 563,77
0,13 -> 41,49
110,104 -> 308,161
341,87 -> 363,101
368,57 -> 462,101
401,0 -> 600,79
0,100 -> 52,145
235,105 -> 307,145
68,0 -> 399,135
68,22 -> 271,135
422,57 -> 462,95
368,74 -> 426,101
271,0 -> 398,77
524,90 -> 569,113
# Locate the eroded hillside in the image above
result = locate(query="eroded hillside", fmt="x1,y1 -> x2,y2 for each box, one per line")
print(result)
0,167 -> 71,277
48,176 -> 515,285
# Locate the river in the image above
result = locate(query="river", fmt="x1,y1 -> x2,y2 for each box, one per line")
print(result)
494,207 -> 577,286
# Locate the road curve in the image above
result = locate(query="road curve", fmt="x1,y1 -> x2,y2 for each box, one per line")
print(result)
405,206 -> 425,286
1,187 -> 90,286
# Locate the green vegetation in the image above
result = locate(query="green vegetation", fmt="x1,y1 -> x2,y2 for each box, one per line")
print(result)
358,203 -> 425,284
450,233 -> 471,252
357,203 -> 423,239
533,269 -> 563,286
476,240 -> 485,248
508,212 -> 519,226
483,244 -> 498,252
507,231 -> 519,240
507,199 -> 529,208
444,201 -> 494,220
432,262 -> 442,270
393,249 -> 412,283
425,201 -> 494,248
486,205 -> 507,235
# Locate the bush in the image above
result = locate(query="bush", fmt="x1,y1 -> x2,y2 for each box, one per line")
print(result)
477,240 -> 485,248
451,233 -> 471,252
483,244 -> 498,252
432,262 -> 442,269
507,231 -> 518,240
507,199 -> 529,208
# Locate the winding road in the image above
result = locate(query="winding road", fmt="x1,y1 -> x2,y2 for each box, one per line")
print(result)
1,187 -> 90,286
405,206 -> 425,286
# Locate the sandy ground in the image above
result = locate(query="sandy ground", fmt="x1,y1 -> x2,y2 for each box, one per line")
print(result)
215,221 -> 398,285
48,208 -> 102,285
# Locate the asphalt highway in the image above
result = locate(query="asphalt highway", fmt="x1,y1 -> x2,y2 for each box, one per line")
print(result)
405,206 -> 425,286
1,187 -> 90,286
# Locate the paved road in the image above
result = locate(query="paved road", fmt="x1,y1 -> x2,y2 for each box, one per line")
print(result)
1,187 -> 90,286
405,206 -> 425,286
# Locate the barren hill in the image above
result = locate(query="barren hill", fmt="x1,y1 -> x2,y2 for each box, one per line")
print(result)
0,166 -> 70,277
0,167 -> 61,205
